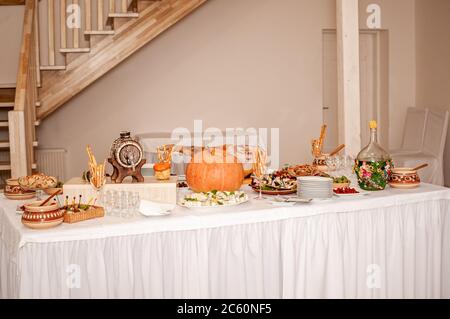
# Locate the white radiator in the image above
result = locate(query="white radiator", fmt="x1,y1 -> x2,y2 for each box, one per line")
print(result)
36,148 -> 67,182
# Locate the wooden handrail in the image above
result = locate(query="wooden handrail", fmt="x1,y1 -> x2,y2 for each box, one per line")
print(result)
10,0 -> 38,177
14,0 -> 34,111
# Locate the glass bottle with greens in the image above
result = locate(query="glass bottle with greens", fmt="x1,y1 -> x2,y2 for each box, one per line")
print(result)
354,121 -> 392,191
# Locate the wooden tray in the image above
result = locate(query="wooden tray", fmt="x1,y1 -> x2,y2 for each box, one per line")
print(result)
63,206 -> 105,224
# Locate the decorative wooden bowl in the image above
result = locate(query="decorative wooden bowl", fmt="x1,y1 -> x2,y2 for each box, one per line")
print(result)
4,179 -> 36,201
22,201 -> 65,229
389,168 -> 420,189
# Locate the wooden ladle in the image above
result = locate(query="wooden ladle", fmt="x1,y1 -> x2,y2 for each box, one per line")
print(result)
412,164 -> 429,171
39,189 -> 62,207
329,144 -> 346,157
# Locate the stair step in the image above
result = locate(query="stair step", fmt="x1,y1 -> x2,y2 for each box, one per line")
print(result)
84,30 -> 115,36
0,102 -> 14,108
108,12 -> 139,18
0,83 -> 16,89
107,12 -> 140,28
0,162 -> 37,171
0,140 -> 38,148
40,65 -> 66,71
0,120 -> 40,127
60,48 -> 90,53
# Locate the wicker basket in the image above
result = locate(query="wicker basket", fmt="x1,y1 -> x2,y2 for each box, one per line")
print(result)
63,206 -> 105,224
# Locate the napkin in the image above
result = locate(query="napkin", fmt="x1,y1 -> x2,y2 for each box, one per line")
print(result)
139,200 -> 175,217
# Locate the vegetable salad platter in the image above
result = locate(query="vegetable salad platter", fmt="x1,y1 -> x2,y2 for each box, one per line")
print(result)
179,190 -> 249,211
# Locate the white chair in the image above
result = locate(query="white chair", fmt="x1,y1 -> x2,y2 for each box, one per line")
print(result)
392,109 -> 449,185
391,107 -> 429,155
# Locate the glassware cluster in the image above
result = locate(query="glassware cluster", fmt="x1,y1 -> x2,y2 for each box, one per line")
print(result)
102,190 -> 140,218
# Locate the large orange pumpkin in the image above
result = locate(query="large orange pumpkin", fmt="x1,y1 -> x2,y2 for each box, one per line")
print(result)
186,148 -> 244,193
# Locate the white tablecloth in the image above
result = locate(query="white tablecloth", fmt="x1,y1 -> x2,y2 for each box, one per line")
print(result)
1,185 -> 450,299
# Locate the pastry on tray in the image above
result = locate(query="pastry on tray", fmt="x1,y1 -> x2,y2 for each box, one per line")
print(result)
154,162 -> 171,180
18,173 -> 58,190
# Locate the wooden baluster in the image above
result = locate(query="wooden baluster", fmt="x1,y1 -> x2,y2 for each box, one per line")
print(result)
34,0 -> 41,86
85,0 -> 91,31
60,0 -> 67,49
97,0 -> 104,31
121,0 -> 127,13
109,0 -> 115,13
73,0 -> 79,48
48,0 -> 55,65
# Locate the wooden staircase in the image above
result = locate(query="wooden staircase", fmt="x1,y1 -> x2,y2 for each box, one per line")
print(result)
1,0 -> 207,180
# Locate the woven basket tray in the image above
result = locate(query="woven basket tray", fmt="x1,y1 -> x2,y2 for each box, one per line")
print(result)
63,206 -> 105,224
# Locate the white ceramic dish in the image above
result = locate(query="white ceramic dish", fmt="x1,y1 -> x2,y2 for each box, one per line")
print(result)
333,191 -> 370,197
139,200 -> 175,217
178,198 -> 250,212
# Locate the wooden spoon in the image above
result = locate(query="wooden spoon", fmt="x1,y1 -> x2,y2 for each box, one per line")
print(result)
329,144 -> 346,157
39,189 -> 62,207
412,164 -> 429,171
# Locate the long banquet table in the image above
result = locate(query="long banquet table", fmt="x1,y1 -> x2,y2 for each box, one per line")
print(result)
1,184 -> 450,299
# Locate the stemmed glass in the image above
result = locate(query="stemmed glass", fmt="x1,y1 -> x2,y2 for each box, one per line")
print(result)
90,172 -> 106,207
252,147 -> 268,200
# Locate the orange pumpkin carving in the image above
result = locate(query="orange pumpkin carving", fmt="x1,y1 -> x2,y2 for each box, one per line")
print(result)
186,148 -> 244,193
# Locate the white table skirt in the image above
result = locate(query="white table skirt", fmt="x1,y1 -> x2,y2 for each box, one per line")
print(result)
1,185 -> 450,299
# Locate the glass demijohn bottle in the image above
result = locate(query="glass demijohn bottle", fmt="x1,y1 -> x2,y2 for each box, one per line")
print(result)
354,121 -> 393,191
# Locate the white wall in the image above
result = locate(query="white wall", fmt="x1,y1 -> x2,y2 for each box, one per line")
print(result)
359,0 -> 416,150
0,0 -> 418,180
0,5 -> 24,84
415,0 -> 450,186
38,0 -> 337,179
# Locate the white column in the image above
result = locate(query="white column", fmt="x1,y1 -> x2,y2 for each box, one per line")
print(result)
336,0 -> 362,156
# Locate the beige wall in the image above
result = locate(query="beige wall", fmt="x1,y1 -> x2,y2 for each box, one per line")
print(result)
359,0 -> 416,150
415,0 -> 450,186
38,0 -> 337,178
1,0 -> 419,180
0,6 -> 24,84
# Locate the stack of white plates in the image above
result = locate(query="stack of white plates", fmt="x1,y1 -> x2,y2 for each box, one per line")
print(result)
297,176 -> 333,199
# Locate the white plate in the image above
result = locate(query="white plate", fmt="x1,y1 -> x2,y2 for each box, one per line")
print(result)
178,198 -> 250,212
269,201 -> 297,207
139,201 -> 175,217
297,176 -> 333,182
333,191 -> 370,197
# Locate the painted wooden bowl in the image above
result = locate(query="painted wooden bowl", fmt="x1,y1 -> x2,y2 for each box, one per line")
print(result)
4,179 -> 36,200
389,168 -> 421,189
22,201 -> 65,229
